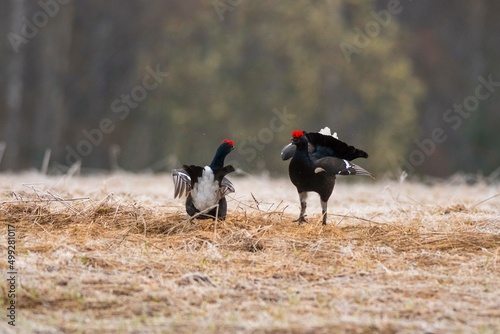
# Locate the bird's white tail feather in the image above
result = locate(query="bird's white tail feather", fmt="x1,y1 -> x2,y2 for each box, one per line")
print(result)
319,126 -> 338,139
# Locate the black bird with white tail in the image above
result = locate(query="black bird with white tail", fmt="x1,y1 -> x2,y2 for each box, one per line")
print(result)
281,128 -> 373,225
172,139 -> 235,220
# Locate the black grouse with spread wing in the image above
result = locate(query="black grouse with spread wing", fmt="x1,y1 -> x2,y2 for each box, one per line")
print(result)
281,128 -> 373,225
172,139 -> 235,220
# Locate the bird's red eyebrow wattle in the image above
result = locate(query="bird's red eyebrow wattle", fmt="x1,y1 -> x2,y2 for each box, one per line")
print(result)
292,130 -> 304,138
222,139 -> 234,147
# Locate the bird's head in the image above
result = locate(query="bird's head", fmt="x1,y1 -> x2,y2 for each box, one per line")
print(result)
221,139 -> 234,150
291,130 -> 306,145
210,139 -> 234,170
218,139 -> 234,156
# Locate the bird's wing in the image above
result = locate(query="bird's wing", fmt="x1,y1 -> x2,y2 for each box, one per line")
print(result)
280,143 -> 296,160
219,176 -> 235,198
315,157 -> 374,178
172,168 -> 192,198
214,165 -> 235,180
214,165 -> 235,198
305,131 -> 368,160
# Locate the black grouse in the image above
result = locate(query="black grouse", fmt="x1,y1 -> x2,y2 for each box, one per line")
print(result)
281,128 -> 373,225
172,139 -> 235,220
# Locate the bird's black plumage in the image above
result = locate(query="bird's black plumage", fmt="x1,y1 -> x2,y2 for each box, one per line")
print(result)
172,140 -> 235,220
281,131 -> 368,161
304,131 -> 368,161
282,129 -> 373,225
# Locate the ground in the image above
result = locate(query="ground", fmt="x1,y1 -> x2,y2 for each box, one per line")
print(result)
0,172 -> 499,333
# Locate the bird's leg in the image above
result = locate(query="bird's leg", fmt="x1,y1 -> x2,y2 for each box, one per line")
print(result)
293,192 -> 308,223
320,200 -> 328,225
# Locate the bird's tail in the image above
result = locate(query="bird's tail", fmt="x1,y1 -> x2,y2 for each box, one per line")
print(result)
339,163 -> 375,179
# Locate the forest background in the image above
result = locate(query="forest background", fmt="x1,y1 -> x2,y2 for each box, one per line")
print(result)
1,0 -> 499,178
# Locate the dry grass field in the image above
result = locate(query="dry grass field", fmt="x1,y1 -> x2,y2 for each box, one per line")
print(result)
0,172 -> 499,333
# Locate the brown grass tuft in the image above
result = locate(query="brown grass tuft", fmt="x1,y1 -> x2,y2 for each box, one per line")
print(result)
0,174 -> 499,333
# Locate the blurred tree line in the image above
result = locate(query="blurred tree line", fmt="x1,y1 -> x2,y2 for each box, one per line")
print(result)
0,0 -> 498,177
